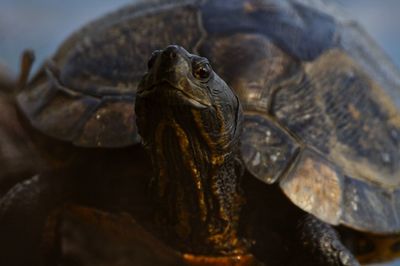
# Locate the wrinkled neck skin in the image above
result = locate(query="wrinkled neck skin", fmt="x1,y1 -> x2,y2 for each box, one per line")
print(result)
147,110 -> 245,256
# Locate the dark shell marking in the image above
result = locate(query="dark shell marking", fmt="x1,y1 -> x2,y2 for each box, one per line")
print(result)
17,0 -> 400,233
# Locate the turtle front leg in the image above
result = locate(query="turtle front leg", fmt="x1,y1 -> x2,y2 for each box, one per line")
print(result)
297,215 -> 360,266
0,173 -> 75,266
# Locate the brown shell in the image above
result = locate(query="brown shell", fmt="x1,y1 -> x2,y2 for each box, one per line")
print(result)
16,0 -> 400,233
18,0 -> 205,147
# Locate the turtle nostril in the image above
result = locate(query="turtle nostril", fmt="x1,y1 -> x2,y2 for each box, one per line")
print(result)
163,45 -> 180,60
163,50 -> 176,60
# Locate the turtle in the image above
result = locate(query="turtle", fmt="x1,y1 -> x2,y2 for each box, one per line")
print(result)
1,0 -> 400,265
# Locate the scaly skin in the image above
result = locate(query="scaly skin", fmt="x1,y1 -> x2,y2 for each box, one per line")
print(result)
298,215 -> 360,266
135,45 -> 247,257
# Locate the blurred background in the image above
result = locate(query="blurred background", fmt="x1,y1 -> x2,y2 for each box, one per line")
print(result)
343,0 -> 400,67
0,0 -> 399,265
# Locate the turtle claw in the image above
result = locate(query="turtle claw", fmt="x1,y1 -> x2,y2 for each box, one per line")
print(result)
339,251 -> 360,266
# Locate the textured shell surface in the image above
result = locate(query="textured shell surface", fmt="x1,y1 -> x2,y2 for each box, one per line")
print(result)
16,0 -> 400,233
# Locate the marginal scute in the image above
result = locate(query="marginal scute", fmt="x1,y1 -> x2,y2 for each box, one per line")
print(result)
280,149 -> 343,225
241,113 -> 299,184
342,176 -> 400,234
17,66 -> 101,142
77,99 -> 138,147
280,148 -> 400,233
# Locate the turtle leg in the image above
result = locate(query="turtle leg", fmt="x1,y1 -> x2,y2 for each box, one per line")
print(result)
297,215 -> 360,266
0,172 -> 76,266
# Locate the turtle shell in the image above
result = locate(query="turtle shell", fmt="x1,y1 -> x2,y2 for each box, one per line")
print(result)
18,0 -> 206,147
17,0 -> 400,233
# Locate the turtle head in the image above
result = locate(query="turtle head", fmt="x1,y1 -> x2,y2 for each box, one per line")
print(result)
135,46 -> 245,255
136,45 -> 242,158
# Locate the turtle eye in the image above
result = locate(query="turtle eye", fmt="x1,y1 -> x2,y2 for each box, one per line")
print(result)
148,50 -> 161,69
192,62 -> 212,81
